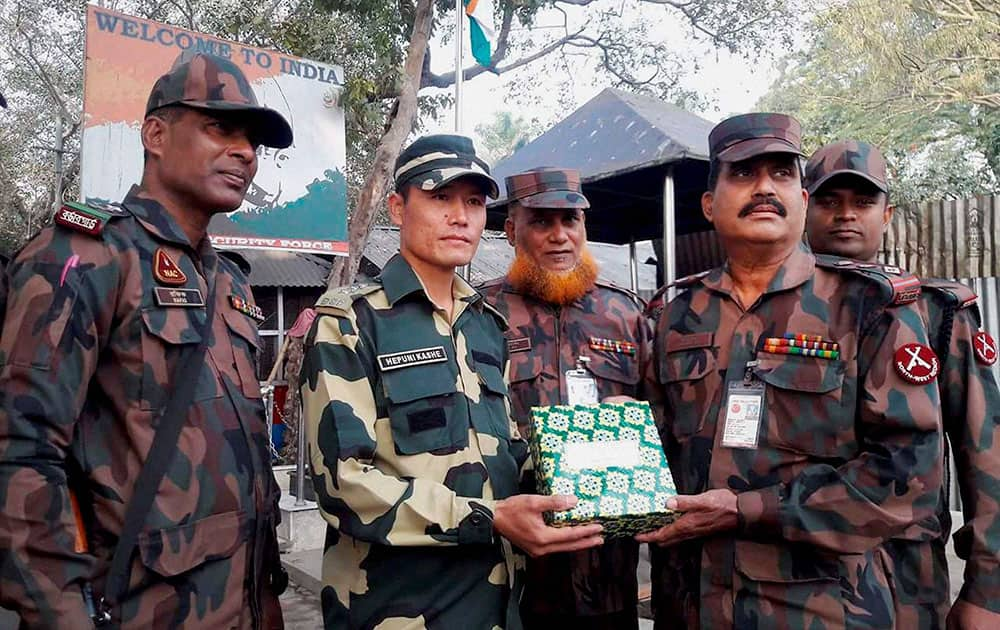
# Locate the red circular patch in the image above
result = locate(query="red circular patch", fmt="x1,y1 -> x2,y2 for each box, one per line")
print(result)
894,343 -> 940,384
975,332 -> 998,366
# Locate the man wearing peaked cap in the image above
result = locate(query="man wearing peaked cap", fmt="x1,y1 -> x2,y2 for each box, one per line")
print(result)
806,140 -> 1000,630
481,167 -> 649,630
0,53 -> 289,627
300,140 -> 604,629
642,113 -> 943,629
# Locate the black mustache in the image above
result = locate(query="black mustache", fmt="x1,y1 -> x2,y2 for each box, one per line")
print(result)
738,198 -> 787,218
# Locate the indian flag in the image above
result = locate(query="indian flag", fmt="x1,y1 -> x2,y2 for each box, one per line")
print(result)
464,0 -> 495,67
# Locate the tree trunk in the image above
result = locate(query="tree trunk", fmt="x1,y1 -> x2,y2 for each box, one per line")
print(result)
329,0 -> 435,287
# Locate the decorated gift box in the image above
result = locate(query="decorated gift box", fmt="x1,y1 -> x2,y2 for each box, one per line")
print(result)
529,401 -> 679,537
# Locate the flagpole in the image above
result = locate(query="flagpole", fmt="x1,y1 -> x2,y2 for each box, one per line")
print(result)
456,0 -> 473,282
454,0 -> 464,134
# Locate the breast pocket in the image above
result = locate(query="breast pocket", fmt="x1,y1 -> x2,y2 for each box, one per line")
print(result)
587,350 -> 640,398
382,365 -> 469,455
222,307 -> 263,399
474,361 -> 511,440
754,354 -> 851,457
140,308 -> 221,410
658,346 -> 716,440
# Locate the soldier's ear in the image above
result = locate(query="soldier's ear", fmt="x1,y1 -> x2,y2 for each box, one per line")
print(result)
883,203 -> 895,230
701,191 -> 714,224
504,216 -> 516,245
388,191 -> 405,227
141,116 -> 168,160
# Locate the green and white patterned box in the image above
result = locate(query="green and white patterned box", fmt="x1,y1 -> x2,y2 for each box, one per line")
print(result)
529,401 -> 679,537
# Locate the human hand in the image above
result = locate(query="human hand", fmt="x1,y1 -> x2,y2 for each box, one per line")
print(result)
493,494 -> 604,557
602,395 -> 638,404
635,489 -> 738,546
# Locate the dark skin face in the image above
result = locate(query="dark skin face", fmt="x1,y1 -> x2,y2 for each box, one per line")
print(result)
504,205 -> 587,272
702,154 -> 808,252
806,175 -> 894,262
141,107 -> 260,244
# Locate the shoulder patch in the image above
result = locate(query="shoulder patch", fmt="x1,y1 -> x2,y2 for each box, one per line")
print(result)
814,255 -> 921,305
315,282 -> 381,312
53,201 -> 127,237
921,278 -> 978,309
594,280 -> 645,309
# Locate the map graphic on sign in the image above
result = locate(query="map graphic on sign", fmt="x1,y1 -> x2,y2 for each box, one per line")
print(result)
81,5 -> 348,255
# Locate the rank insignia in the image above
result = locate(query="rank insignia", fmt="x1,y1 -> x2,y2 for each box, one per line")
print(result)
894,343 -> 939,384
974,331 -> 998,366
153,248 -> 187,286
230,295 -> 265,322
508,336 -> 532,353
589,337 -> 636,356
889,275 -> 921,305
54,203 -> 106,236
761,334 -> 840,359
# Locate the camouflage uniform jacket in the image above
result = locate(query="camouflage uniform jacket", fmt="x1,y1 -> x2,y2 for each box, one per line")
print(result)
646,244 -> 943,629
300,253 -> 529,630
0,189 -> 282,629
479,277 -> 648,617
886,280 -> 1000,628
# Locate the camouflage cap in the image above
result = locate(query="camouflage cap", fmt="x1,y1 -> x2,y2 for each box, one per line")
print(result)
394,134 -> 499,198
505,167 -> 590,209
804,140 -> 888,194
145,52 -> 293,149
709,113 -> 804,162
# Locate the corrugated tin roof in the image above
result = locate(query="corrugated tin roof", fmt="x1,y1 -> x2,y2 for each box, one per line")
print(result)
238,249 -> 332,287
489,88 -> 715,202
362,227 -> 657,290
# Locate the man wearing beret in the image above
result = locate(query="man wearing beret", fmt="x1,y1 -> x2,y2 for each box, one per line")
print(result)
0,52 -> 289,628
481,167 -> 650,630
299,136 -> 604,629
641,113 -> 943,628
805,140 -> 1000,630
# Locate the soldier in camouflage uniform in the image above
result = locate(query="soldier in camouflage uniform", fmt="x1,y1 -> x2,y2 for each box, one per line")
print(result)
299,135 -> 604,630
639,113 -> 944,629
0,53 -> 291,628
480,167 -> 648,630
805,140 -> 1000,630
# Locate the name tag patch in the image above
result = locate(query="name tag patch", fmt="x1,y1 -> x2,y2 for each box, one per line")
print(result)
507,336 -> 532,353
377,346 -> 448,371
153,287 -> 205,307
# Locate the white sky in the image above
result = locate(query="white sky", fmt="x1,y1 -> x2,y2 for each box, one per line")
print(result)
422,1 -> 785,141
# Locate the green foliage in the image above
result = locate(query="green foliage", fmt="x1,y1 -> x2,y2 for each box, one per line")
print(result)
758,0 -> 1000,205
474,111 -> 543,163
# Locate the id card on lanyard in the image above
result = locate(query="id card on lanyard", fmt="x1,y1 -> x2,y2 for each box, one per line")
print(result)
565,356 -> 599,406
721,361 -> 765,449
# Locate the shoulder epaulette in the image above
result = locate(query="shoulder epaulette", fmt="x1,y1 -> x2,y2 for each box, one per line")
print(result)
594,280 -> 646,309
481,299 -> 510,331
814,255 -> 921,305
53,200 -> 128,237
315,282 -> 381,312
920,278 -> 978,309
219,250 -> 252,275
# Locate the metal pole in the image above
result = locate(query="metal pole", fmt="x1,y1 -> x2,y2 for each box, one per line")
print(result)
53,112 -> 64,214
663,167 -> 677,301
454,0 -> 464,134
455,0 -> 474,283
629,240 -> 639,293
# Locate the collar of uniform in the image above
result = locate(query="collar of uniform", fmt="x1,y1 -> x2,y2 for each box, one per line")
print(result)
498,276 -> 594,307
380,253 -> 483,309
702,241 -> 814,297
121,185 -> 196,248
